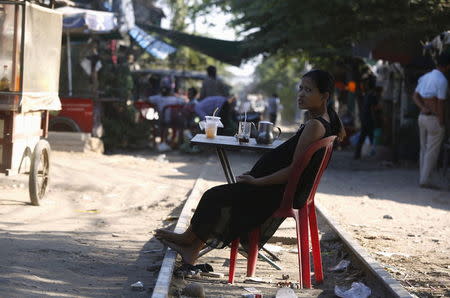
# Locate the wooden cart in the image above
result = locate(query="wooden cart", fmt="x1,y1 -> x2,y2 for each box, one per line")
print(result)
0,0 -> 62,205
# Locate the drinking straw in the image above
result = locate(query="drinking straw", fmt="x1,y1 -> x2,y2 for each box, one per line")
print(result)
212,107 -> 219,117
244,110 -> 247,123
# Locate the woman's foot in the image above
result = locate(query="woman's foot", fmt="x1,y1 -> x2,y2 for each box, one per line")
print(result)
159,238 -> 202,265
154,228 -> 192,245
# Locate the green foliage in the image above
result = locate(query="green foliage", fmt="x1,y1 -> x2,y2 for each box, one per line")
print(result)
136,0 -> 229,74
192,0 -> 449,58
102,103 -> 154,151
99,62 -> 134,99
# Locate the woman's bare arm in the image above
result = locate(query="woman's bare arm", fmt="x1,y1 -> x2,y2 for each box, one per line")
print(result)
236,119 -> 325,185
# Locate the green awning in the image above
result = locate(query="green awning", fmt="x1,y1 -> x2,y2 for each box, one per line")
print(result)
138,24 -> 251,66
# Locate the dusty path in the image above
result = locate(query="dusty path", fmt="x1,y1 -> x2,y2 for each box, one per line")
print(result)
0,150 -> 208,297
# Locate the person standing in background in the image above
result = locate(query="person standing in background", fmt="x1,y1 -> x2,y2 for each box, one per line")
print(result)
267,93 -> 281,124
413,53 -> 450,189
354,76 -> 382,159
199,65 -> 229,100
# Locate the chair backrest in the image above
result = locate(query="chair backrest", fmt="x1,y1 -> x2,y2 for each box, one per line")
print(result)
161,104 -> 185,126
275,135 -> 336,216
134,101 -> 158,121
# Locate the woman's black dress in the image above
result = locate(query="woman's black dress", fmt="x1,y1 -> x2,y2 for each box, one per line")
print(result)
191,117 -> 333,249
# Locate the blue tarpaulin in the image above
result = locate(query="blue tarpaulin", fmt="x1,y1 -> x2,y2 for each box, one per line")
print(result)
129,26 -> 176,60
57,7 -> 117,32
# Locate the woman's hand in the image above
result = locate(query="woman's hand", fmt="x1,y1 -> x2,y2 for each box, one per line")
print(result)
236,174 -> 259,185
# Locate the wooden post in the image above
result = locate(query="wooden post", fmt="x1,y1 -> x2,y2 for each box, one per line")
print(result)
42,110 -> 49,138
91,42 -> 103,138
3,111 -> 14,173
11,4 -> 20,91
67,32 -> 73,96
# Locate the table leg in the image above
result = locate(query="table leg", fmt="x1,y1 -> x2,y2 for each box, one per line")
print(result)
198,245 -> 282,271
216,148 -> 236,184
198,246 -> 214,258
258,251 -> 283,270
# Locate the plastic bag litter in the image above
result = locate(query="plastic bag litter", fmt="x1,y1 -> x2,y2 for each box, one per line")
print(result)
130,281 -> 144,291
263,244 -> 284,253
335,282 -> 371,298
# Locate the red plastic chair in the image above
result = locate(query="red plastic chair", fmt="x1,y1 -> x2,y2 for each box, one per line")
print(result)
228,135 -> 337,288
133,101 -> 159,147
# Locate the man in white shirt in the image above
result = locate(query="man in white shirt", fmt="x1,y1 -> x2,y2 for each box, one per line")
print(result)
413,53 -> 450,188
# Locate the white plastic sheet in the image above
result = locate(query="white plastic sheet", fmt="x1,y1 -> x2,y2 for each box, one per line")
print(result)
335,282 -> 372,298
20,92 -> 61,112
21,3 -> 62,112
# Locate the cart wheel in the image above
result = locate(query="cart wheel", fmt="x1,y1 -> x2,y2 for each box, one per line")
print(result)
29,140 -> 51,206
49,116 -> 81,132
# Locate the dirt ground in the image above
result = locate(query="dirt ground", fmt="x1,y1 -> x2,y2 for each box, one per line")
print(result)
316,150 -> 450,298
0,150 -> 208,297
0,141 -> 449,297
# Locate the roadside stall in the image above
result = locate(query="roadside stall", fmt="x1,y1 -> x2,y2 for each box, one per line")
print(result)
52,9 -> 178,136
0,0 -> 62,205
51,6 -> 118,135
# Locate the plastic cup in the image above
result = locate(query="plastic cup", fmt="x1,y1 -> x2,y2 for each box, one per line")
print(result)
205,121 -> 218,138
199,116 -> 222,139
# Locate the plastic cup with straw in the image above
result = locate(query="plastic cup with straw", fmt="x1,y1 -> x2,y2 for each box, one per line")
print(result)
213,106 -> 219,117
203,106 -> 221,138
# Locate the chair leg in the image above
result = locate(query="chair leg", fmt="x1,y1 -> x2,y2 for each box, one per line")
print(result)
293,214 -> 303,289
160,125 -> 166,144
299,206 -> 311,288
246,228 -> 260,277
171,127 -> 178,147
308,204 -> 324,283
228,238 -> 240,284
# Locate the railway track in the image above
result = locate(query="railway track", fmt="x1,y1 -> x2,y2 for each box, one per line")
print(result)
151,156 -> 413,298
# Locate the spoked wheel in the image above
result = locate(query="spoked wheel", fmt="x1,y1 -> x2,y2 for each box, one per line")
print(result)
29,140 -> 51,206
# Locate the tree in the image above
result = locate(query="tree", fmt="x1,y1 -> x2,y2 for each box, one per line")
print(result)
135,0 -> 230,75
191,0 -> 450,58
